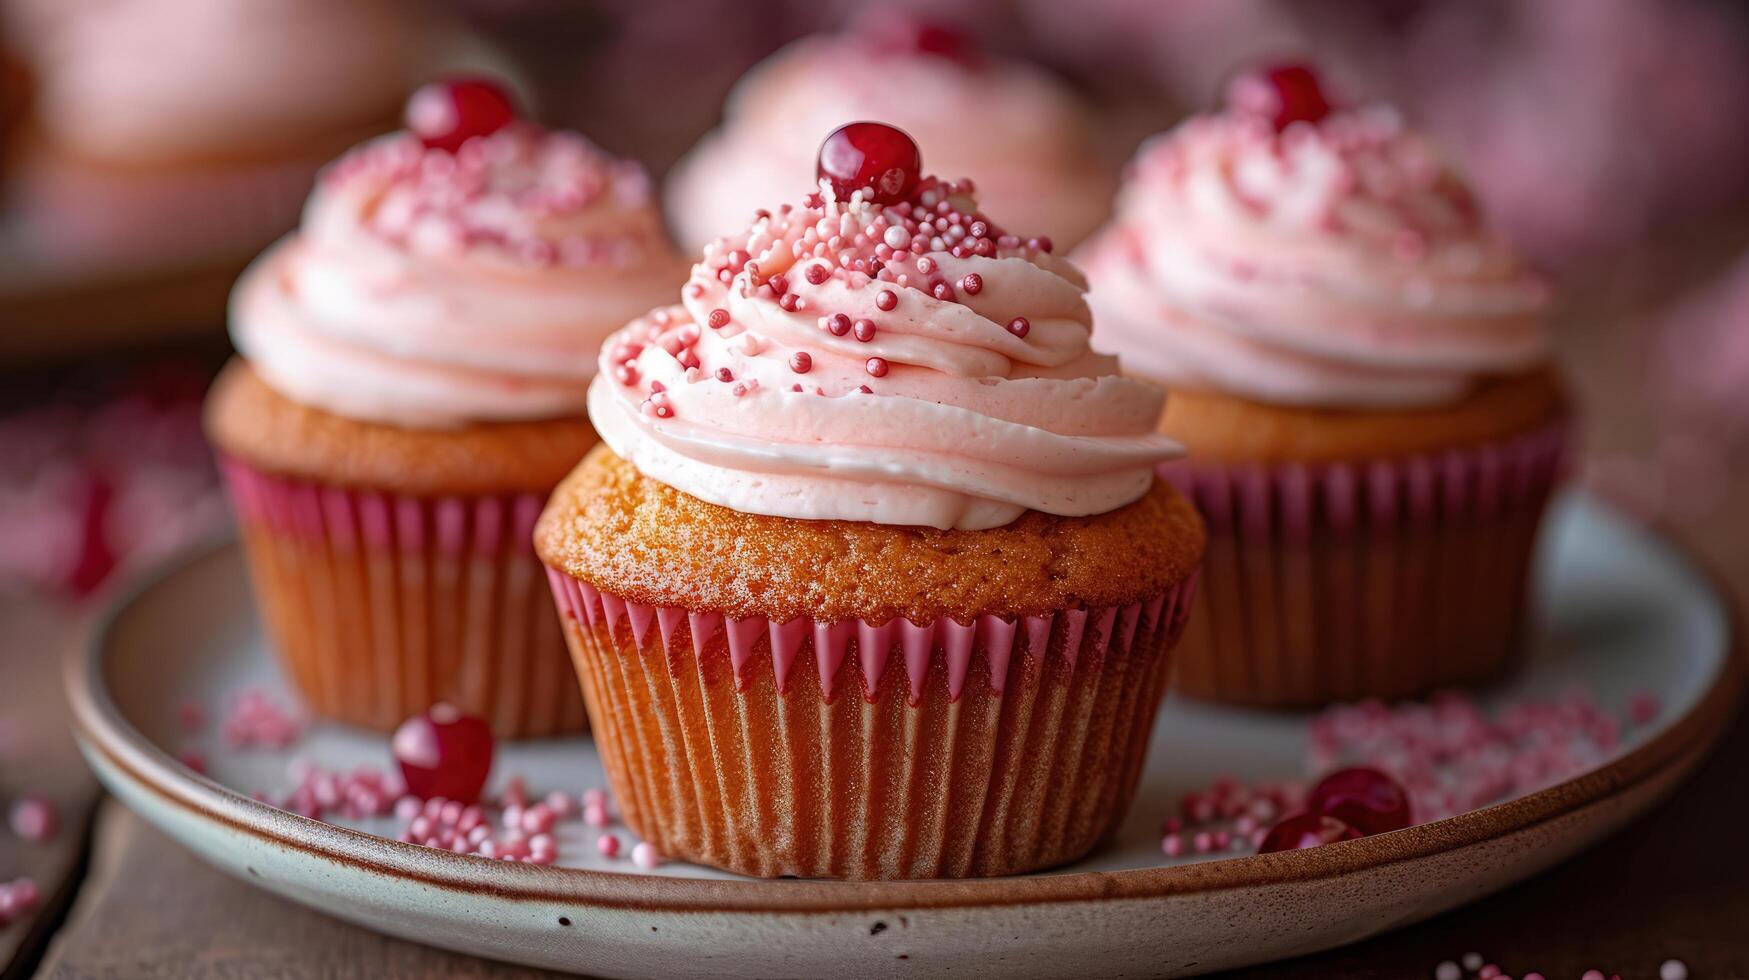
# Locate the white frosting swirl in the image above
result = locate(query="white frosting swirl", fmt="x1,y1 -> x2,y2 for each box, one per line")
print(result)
231,127 -> 686,428
1082,105 -> 1552,408
592,177 -> 1180,530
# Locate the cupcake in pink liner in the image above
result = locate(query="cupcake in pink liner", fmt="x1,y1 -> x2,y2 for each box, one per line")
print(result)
1077,64 -> 1570,708
204,79 -> 689,737
664,12 -> 1117,254
3,0 -> 506,271
537,122 -> 1204,879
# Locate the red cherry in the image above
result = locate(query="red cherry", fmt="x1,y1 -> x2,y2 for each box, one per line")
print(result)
1256,812 -> 1363,853
391,703 -> 494,804
817,122 -> 922,205
1228,62 -> 1333,131
1306,766 -> 1412,834
405,77 -> 518,153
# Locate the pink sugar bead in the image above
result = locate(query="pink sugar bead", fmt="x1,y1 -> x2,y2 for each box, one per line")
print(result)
467,825 -> 492,846
1192,831 -> 1214,853
1524,974 -> 1546,980
422,797 -> 447,819
440,800 -> 464,826
1582,971 -> 1605,980
631,842 -> 664,869
9,796 -> 58,843
457,806 -> 485,833
1161,834 -> 1184,858
544,791 -> 574,817
409,816 -> 434,839
597,833 -> 621,858
528,833 -> 556,855
502,804 -> 525,831
520,804 -> 556,835
477,840 -> 499,859
1480,966 -> 1501,978
583,801 -> 611,828
394,796 -> 422,821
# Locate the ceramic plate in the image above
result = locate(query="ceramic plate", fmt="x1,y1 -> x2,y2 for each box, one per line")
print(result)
67,493 -> 1741,978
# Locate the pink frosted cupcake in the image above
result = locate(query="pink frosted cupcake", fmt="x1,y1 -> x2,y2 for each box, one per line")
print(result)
539,123 -> 1202,879
666,13 -> 1115,254
205,79 -> 688,736
4,0 -> 498,270
1079,65 -> 1569,708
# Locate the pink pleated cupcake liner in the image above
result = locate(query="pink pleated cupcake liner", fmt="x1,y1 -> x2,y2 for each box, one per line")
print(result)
218,456 -> 585,737
543,565 -> 1198,878
1155,420 -> 1570,707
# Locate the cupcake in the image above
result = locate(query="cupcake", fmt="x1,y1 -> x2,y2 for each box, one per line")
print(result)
205,79 -> 689,737
1079,64 -> 1568,708
665,12 -> 1115,254
3,0 -> 494,269
538,122 -> 1203,879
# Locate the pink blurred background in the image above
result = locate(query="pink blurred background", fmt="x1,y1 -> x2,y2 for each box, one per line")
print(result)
2,0 -> 1747,602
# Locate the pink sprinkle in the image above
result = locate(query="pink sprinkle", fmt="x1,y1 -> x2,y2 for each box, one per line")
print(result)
1192,831 -> 1214,853
544,791 -> 574,817
1629,691 -> 1662,725
1480,966 -> 1501,978
394,795 -> 422,821
528,833 -> 556,855
1161,833 -> 1184,857
502,804 -> 525,831
1582,971 -> 1605,980
583,800 -> 611,828
1524,974 -> 1546,980
1006,316 -> 1031,338
597,833 -> 621,858
178,749 -> 208,775
865,357 -> 889,378
960,273 -> 983,296
520,804 -> 557,835
631,842 -> 664,869
876,290 -> 898,311
177,701 -> 206,733
9,796 -> 57,843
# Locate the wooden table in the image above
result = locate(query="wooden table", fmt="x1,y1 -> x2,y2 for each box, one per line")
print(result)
8,256 -> 1749,977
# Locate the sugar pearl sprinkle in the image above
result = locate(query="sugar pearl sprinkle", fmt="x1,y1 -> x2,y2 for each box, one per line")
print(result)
1429,952 -> 1685,980
320,126 -> 658,270
166,692 -> 666,872
610,173 -> 1060,417
1159,686 -> 1660,862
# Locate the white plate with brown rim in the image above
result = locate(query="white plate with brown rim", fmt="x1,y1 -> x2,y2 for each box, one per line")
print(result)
66,492 -> 1742,979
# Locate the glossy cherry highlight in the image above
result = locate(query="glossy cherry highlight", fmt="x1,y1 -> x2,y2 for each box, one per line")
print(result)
1306,766 -> 1412,834
391,703 -> 495,804
1228,62 -> 1333,131
816,122 -> 922,205
405,77 -> 518,153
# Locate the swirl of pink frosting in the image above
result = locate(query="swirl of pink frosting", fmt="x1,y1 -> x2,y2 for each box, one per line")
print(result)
590,176 -> 1181,531
665,25 -> 1114,253
1081,103 -> 1552,409
230,125 -> 687,428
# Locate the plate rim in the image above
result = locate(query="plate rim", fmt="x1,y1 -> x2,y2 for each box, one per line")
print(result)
65,496 -> 1746,915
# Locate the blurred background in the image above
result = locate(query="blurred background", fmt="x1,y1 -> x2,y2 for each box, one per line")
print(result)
2,0 -> 1748,605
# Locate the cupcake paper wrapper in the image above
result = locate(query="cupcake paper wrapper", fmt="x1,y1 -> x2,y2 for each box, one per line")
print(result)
219,457 -> 585,737
1156,420 -> 1569,708
545,568 -> 1197,880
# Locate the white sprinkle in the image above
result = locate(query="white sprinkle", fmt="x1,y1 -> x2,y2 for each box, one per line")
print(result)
1433,962 -> 1460,980
883,225 -> 910,249
1461,953 -> 1484,972
631,842 -> 664,869
1661,960 -> 1689,980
